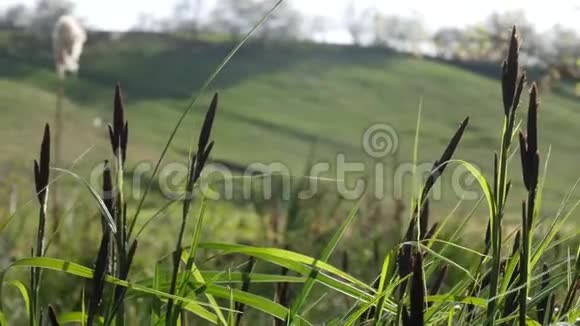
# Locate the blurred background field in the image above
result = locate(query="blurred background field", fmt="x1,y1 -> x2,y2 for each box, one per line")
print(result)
0,0 -> 578,323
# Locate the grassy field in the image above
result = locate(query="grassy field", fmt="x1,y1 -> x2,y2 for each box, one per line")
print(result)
0,27 -> 579,325
1,31 -> 579,219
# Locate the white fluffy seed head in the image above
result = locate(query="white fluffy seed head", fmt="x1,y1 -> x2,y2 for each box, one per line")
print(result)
52,15 -> 87,79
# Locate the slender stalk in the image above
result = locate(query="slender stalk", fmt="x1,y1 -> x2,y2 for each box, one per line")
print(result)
165,211 -> 189,325
31,124 -> 51,326
487,27 -> 525,324
519,194 -> 534,325
52,78 -> 63,236
115,151 -> 126,326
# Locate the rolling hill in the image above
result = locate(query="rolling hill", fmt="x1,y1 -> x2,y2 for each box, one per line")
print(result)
1,30 -> 579,221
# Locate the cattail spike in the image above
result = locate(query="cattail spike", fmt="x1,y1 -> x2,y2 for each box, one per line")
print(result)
419,199 -> 429,240
198,93 -> 218,154
511,73 -> 526,116
527,83 -> 539,155
107,124 -> 115,154
502,26 -> 519,115
110,84 -> 128,160
114,84 -> 124,142
122,121 -> 129,163
511,230 -> 521,256
87,232 -> 110,325
48,305 -> 60,326
484,220 -> 491,250
102,160 -> 113,235
422,117 -> 469,200
518,132 -> 530,190
409,250 -> 425,325
34,124 -> 51,204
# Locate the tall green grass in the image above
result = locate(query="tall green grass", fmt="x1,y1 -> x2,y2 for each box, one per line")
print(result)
0,17 -> 578,326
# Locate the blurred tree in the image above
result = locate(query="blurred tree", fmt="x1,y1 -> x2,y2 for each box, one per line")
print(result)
343,1 -> 371,46
131,13 -> 163,32
209,0 -> 302,42
373,14 -> 427,54
483,10 -> 539,60
171,0 -> 205,35
0,4 -> 32,29
535,25 -> 580,93
302,14 -> 328,43
28,0 -> 74,38
432,27 -> 467,59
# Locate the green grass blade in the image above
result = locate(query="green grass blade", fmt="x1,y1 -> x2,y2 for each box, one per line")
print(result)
51,168 -> 116,234
7,280 -> 31,320
287,203 -> 360,323
2,257 -> 218,324
57,312 -> 104,324
197,244 -> 373,293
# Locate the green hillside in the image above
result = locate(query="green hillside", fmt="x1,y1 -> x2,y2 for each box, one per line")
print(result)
1,31 -> 579,221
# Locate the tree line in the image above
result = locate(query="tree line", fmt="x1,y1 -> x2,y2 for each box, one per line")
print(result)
1,0 -> 578,92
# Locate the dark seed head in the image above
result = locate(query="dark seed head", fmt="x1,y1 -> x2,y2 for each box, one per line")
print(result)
410,250 -> 425,325
422,117 -> 469,200
34,124 -> 51,204
511,230 -> 521,257
48,305 -> 60,326
109,84 -> 129,162
87,232 -> 110,325
419,199 -> 429,240
198,93 -> 218,155
501,26 -> 519,116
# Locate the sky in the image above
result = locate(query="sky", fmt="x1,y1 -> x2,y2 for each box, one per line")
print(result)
1,0 -> 579,43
